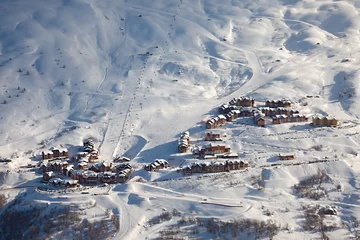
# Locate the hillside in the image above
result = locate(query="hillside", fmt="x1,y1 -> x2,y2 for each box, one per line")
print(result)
1,0 -> 360,239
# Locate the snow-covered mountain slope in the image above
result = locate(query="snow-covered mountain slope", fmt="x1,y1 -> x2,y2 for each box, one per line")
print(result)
1,0 -> 359,160
2,0 -> 360,239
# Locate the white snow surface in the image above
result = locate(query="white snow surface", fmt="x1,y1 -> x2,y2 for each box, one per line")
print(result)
2,0 -> 360,239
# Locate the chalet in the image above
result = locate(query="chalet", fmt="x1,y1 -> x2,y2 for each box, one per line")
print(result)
212,162 -> 226,172
229,97 -> 255,107
48,178 -> 64,186
232,109 -> 241,118
227,160 -> 245,170
89,161 -> 112,172
272,115 -> 288,124
39,160 -> 67,172
182,160 -> 249,175
178,141 -> 188,153
82,171 -> 98,184
83,139 -> 95,152
218,115 -> 227,124
225,112 -> 236,122
42,150 -> 53,160
181,131 -> 190,142
312,116 -> 338,127
43,171 -> 56,181
204,143 -> 231,155
62,165 -> 74,177
206,119 -> 216,129
182,166 -> 192,175
204,130 -> 223,141
239,107 -> 255,117
254,112 -> 265,127
41,148 -> 68,160
118,168 -> 132,183
72,168 -> 131,184
64,180 -> 79,188
192,143 -> 231,158
190,163 -> 202,173
279,154 -> 295,160
265,99 -> 291,108
289,114 -> 308,123
178,131 -> 190,153
52,148 -> 61,158
192,147 -> 203,159
206,115 -> 227,129
72,170 -> 84,182
114,163 -> 132,173
259,107 -> 298,117
98,172 -> 117,183
88,150 -> 99,162
219,104 -> 238,114
78,160 -> 88,170
144,159 -> 169,171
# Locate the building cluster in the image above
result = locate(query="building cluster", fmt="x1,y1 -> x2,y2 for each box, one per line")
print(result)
178,131 -> 190,153
71,165 -> 132,184
144,159 -> 169,171
41,159 -> 132,184
40,139 -> 133,186
312,116 -> 338,127
40,160 -> 74,177
208,96 -> 310,128
192,143 -> 231,159
182,160 -> 249,175
75,139 -> 100,169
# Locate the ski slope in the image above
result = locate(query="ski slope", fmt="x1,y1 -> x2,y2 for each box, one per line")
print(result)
2,0 -> 360,239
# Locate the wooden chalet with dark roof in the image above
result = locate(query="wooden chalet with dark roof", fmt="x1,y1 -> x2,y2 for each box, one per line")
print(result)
41,148 -> 68,160
144,159 -> 169,171
182,160 -> 249,175
229,97 -> 255,107
312,116 -> 338,127
204,130 -> 223,141
178,131 -> 190,153
265,99 -> 291,108
192,143 -> 231,158
254,112 -> 265,127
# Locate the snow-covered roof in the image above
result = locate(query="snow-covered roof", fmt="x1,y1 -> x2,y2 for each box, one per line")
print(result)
66,180 -> 78,185
83,171 -> 98,178
44,171 -> 55,177
49,178 -> 63,184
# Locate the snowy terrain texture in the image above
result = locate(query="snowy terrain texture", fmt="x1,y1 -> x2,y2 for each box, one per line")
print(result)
2,0 -> 360,239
